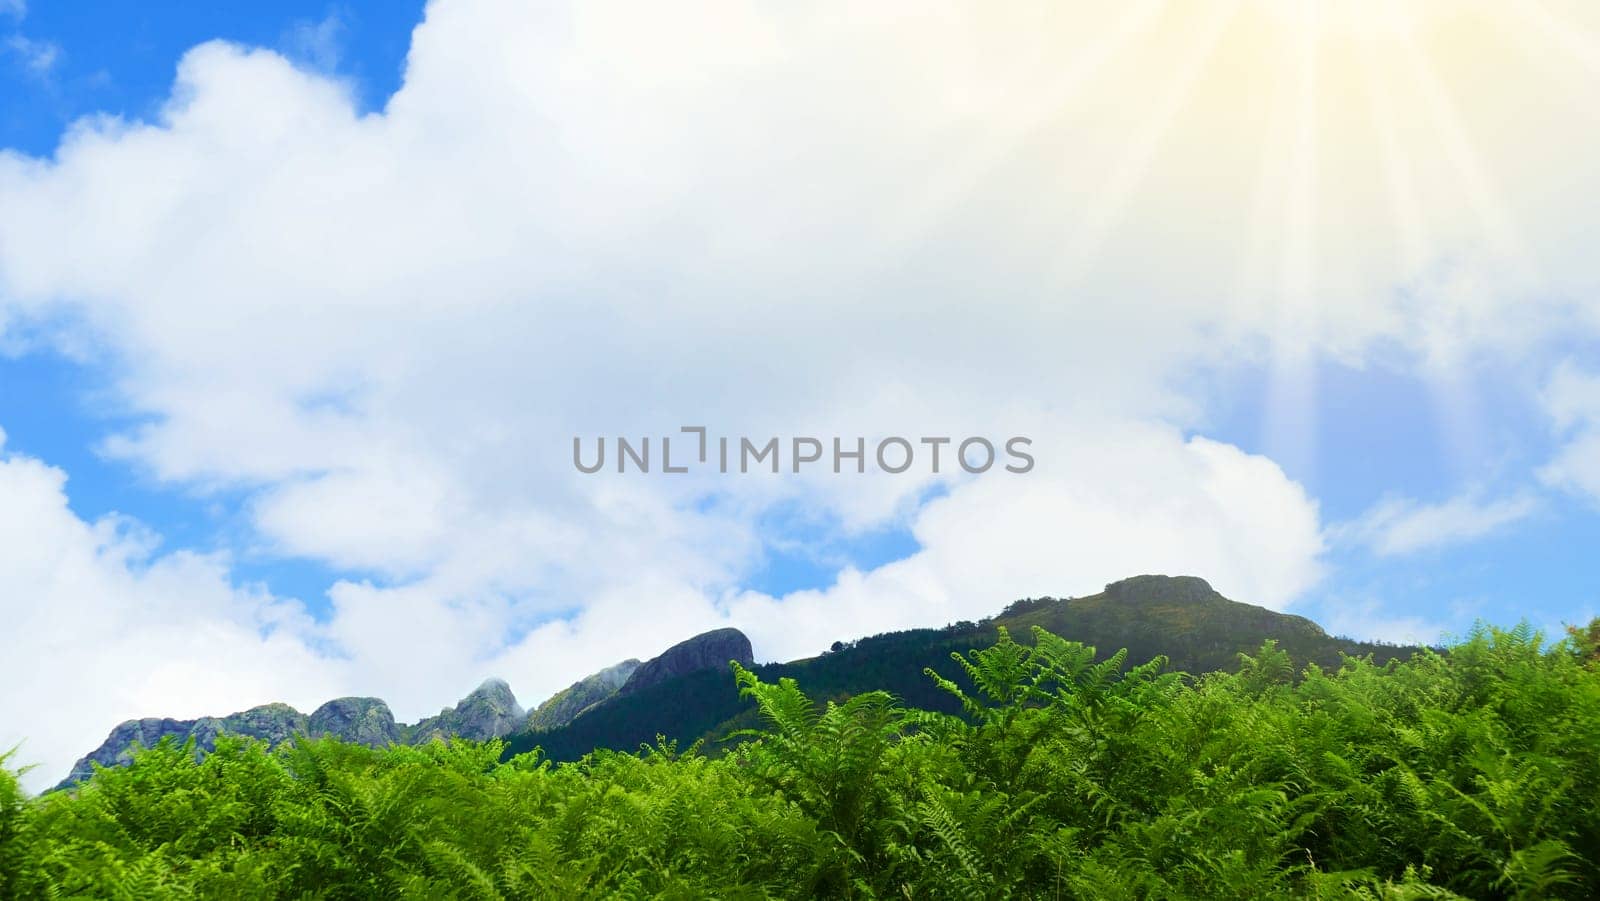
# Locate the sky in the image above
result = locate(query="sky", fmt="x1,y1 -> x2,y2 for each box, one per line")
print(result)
2,0 -> 1599,791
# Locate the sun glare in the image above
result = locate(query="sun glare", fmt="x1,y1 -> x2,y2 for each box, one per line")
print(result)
1256,0 -> 1432,41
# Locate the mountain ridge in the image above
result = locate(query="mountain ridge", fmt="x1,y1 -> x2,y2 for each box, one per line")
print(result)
56,629 -> 747,788
59,575 -> 1419,788
504,574 -> 1421,762
62,677 -> 566,789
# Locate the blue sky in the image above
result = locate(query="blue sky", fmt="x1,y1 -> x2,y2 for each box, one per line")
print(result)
3,0 -> 1599,789
0,1 -> 419,608
1209,355 -> 1600,639
6,338 -> 1593,635
1,0 -> 926,609
1,0 -> 1595,630
1,2 -> 419,154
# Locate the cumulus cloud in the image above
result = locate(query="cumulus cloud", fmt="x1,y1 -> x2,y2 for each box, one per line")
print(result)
724,423 -> 1326,657
1338,491 -> 1538,557
0,434 -> 344,792
0,418 -> 1324,792
1539,362 -> 1600,504
1,0 -> 1596,789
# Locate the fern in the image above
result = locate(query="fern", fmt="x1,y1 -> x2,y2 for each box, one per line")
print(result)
5,622 -> 1599,899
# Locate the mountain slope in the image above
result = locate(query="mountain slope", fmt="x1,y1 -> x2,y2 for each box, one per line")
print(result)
60,574 -> 1417,787
57,628 -> 744,788
409,679 -> 525,744
621,629 -> 753,695
61,681 -> 523,789
504,575 -> 1419,762
523,659 -> 641,732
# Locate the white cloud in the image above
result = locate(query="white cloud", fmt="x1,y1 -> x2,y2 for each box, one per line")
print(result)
2,33 -> 57,75
0,415 -> 1325,793
1539,362 -> 1600,504
1316,597 -> 1449,647
0,0 -> 23,21
0,436 -> 345,793
725,423 -> 1327,657
281,14 -> 344,73
1338,491 -> 1538,557
1,0 -> 1597,789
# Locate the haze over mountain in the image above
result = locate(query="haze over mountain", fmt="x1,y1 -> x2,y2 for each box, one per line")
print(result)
521,659 -> 641,732
60,575 -> 1418,788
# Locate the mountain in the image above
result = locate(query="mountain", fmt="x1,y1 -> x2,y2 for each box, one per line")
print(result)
620,628 -> 753,694
524,659 -> 640,731
59,681 -> 522,789
60,698 -> 380,788
411,679 -> 525,743
503,575 -> 1420,762
59,703 -> 306,786
56,630 -> 730,788
306,697 -> 402,746
59,575 -> 1418,788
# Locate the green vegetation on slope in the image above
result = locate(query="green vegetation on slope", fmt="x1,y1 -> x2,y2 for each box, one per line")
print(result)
507,575 -> 1418,762
5,620 -> 1598,899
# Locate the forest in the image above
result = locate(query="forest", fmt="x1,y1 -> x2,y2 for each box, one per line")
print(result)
3,621 -> 1598,899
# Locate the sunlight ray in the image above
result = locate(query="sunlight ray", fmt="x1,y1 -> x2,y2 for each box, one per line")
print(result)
1230,14 -> 1300,329
1261,0 -> 1320,482
1512,0 -> 1600,75
1361,25 -> 1491,479
1356,34 -> 1428,276
1050,0 -> 1243,291
885,0 -> 1171,246
1398,31 -> 1536,284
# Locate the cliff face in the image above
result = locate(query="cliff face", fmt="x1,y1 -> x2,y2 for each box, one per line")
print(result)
60,703 -> 310,787
620,628 -> 754,696
307,698 -> 402,747
61,684 -> 515,789
411,679 -> 526,743
525,660 -> 641,732
1103,574 -> 1224,606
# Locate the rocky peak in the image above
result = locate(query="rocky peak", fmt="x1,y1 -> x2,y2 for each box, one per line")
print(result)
57,703 -> 311,789
1104,574 -> 1220,605
411,678 -> 526,743
463,678 -> 522,717
57,681 -> 536,790
307,697 -> 401,747
620,628 -> 754,696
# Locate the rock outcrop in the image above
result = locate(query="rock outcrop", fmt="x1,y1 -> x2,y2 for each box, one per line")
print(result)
411,679 -> 526,743
524,660 -> 641,732
1104,574 -> 1223,606
60,702 -> 310,787
60,682 -> 523,789
307,697 -> 402,747
620,628 -> 754,696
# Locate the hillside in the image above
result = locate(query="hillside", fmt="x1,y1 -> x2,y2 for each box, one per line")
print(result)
58,574 -> 1417,785
503,574 -> 1418,761
521,659 -> 640,731
60,679 -> 525,789
11,619 -> 1596,898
